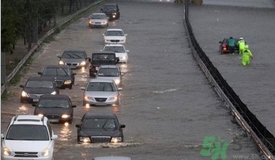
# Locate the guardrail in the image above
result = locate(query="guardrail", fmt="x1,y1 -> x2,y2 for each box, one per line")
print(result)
1,0 -> 104,95
183,1 -> 275,159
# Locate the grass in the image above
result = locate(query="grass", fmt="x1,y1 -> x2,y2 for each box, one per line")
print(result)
9,57 -> 33,86
1,90 -> 10,101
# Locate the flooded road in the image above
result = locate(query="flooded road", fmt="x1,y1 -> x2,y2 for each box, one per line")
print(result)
1,1 -> 262,159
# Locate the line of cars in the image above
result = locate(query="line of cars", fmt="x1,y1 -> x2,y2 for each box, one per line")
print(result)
1,3 -> 131,160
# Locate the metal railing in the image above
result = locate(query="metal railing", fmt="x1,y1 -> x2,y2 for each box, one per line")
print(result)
1,0 -> 104,95
183,1 -> 275,159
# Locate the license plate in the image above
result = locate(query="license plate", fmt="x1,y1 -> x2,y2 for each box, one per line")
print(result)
33,99 -> 39,102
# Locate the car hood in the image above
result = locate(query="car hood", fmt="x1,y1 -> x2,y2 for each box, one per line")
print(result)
104,36 -> 126,40
41,75 -> 71,81
91,61 -> 117,66
91,19 -> 107,22
84,91 -> 117,97
79,129 -> 121,137
60,58 -> 85,63
34,107 -> 72,115
3,140 -> 51,152
24,88 -> 55,94
95,76 -> 120,82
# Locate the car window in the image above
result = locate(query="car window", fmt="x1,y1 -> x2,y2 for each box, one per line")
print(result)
90,14 -> 107,19
43,67 -> 69,76
86,82 -> 115,92
83,118 -> 116,129
6,125 -> 49,140
98,68 -> 119,77
26,80 -> 54,88
38,99 -> 69,108
104,46 -> 125,53
105,31 -> 123,36
62,51 -> 86,59
92,54 -> 115,61
103,5 -> 116,11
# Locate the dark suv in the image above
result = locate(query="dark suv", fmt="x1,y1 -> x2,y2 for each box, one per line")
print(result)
89,52 -> 119,77
100,3 -> 120,20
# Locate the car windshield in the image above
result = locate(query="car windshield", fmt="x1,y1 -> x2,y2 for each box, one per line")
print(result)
92,54 -> 115,61
83,118 -> 116,130
62,51 -> 85,59
6,125 -> 49,140
43,67 -> 70,76
103,5 -> 116,11
86,82 -> 115,92
26,80 -> 54,88
38,99 -> 69,108
105,31 -> 123,36
104,46 -> 125,53
98,68 -> 119,77
90,14 -> 106,19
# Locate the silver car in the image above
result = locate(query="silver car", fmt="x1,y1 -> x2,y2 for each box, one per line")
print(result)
95,65 -> 123,87
102,44 -> 129,63
93,156 -> 131,160
82,78 -> 122,106
88,13 -> 109,28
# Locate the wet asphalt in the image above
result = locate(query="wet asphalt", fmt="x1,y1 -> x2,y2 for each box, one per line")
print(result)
0,1 -> 268,160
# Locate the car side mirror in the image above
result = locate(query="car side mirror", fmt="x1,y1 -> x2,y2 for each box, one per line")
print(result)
52,135 -> 58,140
117,87 -> 122,91
124,34 -> 128,36
57,56 -> 61,58
126,50 -> 129,52
72,105 -> 76,108
219,41 -> 222,43
120,124 -> 126,128
19,85 -> 24,88
80,87 -> 85,90
102,34 -> 105,36
37,72 -> 42,75
32,103 -> 36,107
76,124 -> 81,128
1,134 -> 4,139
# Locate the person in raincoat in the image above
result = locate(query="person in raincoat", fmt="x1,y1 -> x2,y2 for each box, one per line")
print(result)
242,45 -> 253,66
238,37 -> 246,55
228,37 -> 236,54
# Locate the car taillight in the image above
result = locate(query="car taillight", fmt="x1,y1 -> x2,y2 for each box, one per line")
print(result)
222,45 -> 227,50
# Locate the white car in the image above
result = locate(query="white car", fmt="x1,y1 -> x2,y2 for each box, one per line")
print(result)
102,44 -> 129,63
103,29 -> 127,44
82,78 -> 122,106
1,115 -> 58,160
95,65 -> 123,87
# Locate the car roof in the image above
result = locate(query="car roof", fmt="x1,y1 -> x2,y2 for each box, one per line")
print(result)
27,76 -> 55,81
63,50 -> 86,53
39,94 -> 70,100
99,65 -> 119,69
88,78 -> 114,83
106,29 -> 123,32
94,156 -> 131,160
12,115 -> 47,125
84,112 -> 118,119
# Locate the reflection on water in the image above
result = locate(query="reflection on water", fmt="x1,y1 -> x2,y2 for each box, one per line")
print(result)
112,106 -> 119,113
76,142 -> 141,148
81,67 -> 86,73
58,123 -> 72,141
18,105 -> 28,113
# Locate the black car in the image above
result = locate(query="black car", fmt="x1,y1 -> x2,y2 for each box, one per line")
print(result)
100,3 -> 120,20
76,113 -> 126,143
38,65 -> 76,89
219,38 -> 239,54
20,77 -> 59,104
58,50 -> 91,69
33,95 -> 76,124
89,52 -> 119,77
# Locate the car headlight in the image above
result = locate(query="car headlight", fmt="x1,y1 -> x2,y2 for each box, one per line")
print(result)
51,91 -> 57,95
115,79 -> 120,85
64,80 -> 72,84
89,20 -> 92,24
61,114 -> 70,119
79,137 -> 91,143
38,114 -> 44,117
122,56 -> 126,60
109,96 -> 118,101
111,137 -> 122,143
84,96 -> 95,101
21,91 -> 29,97
95,67 -> 99,70
3,147 -> 12,156
59,61 -> 64,65
80,61 -> 86,66
41,148 -> 49,157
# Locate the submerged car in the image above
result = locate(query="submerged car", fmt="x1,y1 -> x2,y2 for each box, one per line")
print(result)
38,65 -> 76,89
76,113 -> 126,143
95,65 -> 123,87
103,29 -> 127,44
58,50 -> 90,69
88,13 -> 109,28
33,95 -> 76,124
93,156 -> 132,160
100,3 -> 120,20
219,38 -> 239,54
20,77 -> 59,104
82,78 -> 122,106
102,44 -> 129,63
